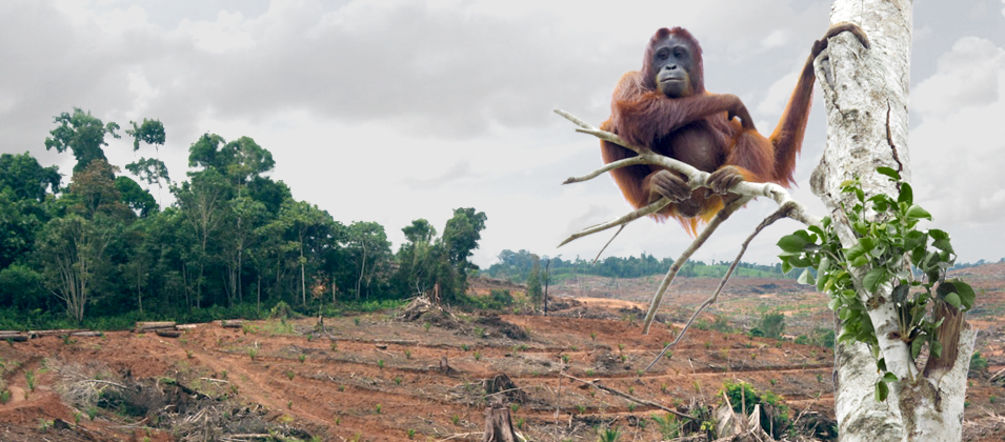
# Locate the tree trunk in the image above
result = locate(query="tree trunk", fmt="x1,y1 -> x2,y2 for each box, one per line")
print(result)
356,244 -> 367,300
300,240 -> 307,306
543,259 -> 550,316
813,1 -> 976,440
482,403 -> 518,442
136,264 -> 143,315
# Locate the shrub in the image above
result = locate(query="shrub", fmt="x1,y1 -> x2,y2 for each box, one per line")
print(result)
970,351 -> 989,375
721,380 -> 790,439
756,312 -> 785,339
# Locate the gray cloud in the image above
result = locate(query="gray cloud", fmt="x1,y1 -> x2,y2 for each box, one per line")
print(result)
1,0 -> 1003,267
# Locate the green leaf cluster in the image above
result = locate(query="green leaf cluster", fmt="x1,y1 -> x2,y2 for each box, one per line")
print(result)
777,167 -> 974,401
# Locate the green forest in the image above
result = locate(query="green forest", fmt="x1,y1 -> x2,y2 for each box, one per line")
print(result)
0,108 -> 489,330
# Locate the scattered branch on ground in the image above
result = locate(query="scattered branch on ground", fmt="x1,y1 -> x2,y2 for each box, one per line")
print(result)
559,373 -> 691,419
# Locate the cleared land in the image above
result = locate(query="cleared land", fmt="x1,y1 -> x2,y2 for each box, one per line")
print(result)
1,264 -> 1003,441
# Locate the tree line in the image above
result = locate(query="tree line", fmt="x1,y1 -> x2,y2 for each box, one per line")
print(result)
0,108 -> 486,328
484,249 -> 791,283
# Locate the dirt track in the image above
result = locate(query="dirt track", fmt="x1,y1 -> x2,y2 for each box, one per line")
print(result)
1,295 -> 1003,441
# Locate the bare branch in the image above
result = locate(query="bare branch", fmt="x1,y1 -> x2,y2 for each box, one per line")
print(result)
563,156 -> 650,184
558,199 -> 670,247
559,372 -> 691,419
82,379 -> 128,389
645,202 -> 795,371
640,195 -> 751,334
592,225 -> 625,264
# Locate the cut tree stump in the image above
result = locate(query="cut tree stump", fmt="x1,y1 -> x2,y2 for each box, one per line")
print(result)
484,373 -> 528,403
483,403 -> 518,442
439,356 -> 458,375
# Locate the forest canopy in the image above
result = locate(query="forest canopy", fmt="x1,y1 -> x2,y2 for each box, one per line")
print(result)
0,109 -> 489,329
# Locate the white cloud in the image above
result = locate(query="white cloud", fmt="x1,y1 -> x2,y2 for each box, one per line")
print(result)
913,37 -> 1002,116
910,37 -> 1005,258
761,29 -> 791,50
176,10 -> 255,53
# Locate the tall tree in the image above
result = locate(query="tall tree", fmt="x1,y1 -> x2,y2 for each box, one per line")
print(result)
114,176 -> 158,217
402,218 -> 436,244
44,108 -> 121,173
345,221 -> 391,300
124,118 -> 170,188
441,207 -> 487,300
227,195 -> 267,305
187,133 -> 277,306
526,254 -> 542,306
66,159 -> 130,219
0,153 -> 59,269
173,168 -> 230,308
125,118 -> 165,151
805,2 -> 973,439
275,200 -> 335,305
37,213 -> 117,322
39,159 -> 133,321
0,152 -> 61,202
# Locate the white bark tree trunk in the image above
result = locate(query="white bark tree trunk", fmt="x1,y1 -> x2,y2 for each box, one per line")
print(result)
812,1 -> 976,440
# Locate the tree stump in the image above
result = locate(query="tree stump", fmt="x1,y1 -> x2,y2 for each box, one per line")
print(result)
484,373 -> 527,403
483,403 -> 518,442
439,356 -> 458,375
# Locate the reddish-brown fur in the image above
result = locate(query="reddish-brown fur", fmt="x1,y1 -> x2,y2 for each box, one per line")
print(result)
601,26 -> 847,234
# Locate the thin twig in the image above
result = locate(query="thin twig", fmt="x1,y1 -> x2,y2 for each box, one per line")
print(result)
482,386 -> 526,398
559,373 -> 691,419
564,156 -> 652,184
592,225 -> 626,264
559,199 -> 670,247
200,377 -> 229,384
436,431 -> 484,441
641,195 -> 751,334
645,203 -> 795,371
82,379 -> 128,389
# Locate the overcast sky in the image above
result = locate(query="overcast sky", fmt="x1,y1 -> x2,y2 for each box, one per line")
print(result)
2,0 -> 1003,269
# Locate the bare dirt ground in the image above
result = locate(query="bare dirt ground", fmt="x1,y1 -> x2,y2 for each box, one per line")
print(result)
1,264 -> 1003,441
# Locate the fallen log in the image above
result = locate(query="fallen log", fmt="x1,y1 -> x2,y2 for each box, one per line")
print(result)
30,329 -> 87,337
175,324 -> 199,330
221,319 -> 244,328
70,331 -> 103,337
1,335 -> 28,342
134,321 -> 176,333
155,329 -> 182,338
